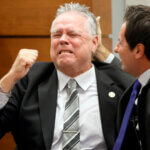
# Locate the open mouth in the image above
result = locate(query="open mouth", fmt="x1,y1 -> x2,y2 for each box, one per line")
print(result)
59,50 -> 73,54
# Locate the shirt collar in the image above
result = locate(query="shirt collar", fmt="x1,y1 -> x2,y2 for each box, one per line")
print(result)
57,70 -> 70,92
75,65 -> 95,91
57,64 -> 96,92
138,69 -> 150,87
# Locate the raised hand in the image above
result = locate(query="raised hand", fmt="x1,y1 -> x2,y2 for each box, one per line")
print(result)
0,49 -> 38,93
96,16 -> 102,45
94,16 -> 111,62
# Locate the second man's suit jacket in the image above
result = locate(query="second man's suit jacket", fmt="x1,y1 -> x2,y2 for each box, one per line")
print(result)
116,79 -> 150,150
0,61 -> 134,150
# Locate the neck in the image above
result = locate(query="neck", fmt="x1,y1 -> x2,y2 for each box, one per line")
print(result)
132,58 -> 150,78
57,64 -> 92,78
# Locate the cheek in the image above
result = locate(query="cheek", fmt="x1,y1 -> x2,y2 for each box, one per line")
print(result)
50,40 -> 58,55
86,44 -> 95,57
79,40 -> 93,53
51,39 -> 57,49
50,47 -> 57,62
119,48 -> 125,57
50,49 -> 54,61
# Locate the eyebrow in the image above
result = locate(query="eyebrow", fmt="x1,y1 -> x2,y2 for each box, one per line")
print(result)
51,29 -> 82,35
51,30 -> 61,34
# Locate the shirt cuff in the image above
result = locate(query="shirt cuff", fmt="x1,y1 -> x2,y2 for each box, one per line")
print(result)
0,83 -> 10,109
0,92 -> 9,109
104,53 -> 115,63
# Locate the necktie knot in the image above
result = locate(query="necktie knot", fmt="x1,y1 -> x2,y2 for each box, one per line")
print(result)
67,79 -> 77,91
133,80 -> 141,92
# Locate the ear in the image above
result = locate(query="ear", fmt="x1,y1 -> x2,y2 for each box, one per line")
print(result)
91,35 -> 98,54
134,43 -> 145,59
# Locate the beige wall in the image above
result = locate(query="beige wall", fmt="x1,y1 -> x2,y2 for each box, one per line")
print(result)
125,0 -> 150,6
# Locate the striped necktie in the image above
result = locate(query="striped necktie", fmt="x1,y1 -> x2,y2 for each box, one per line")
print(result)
63,79 -> 80,150
113,80 -> 141,150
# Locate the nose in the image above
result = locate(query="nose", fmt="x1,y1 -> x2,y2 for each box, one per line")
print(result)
114,43 -> 119,53
59,34 -> 69,45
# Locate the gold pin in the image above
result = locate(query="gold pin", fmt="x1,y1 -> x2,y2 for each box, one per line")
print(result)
108,91 -> 116,98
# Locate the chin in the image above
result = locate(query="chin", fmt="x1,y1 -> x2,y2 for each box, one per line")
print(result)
57,61 -> 73,67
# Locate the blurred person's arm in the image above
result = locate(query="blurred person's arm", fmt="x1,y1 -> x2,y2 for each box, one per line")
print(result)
93,16 -> 113,62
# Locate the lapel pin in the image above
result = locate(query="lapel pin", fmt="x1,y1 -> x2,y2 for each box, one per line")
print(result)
108,91 -> 116,98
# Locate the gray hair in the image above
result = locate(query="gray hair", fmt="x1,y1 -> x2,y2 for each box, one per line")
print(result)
51,2 -> 97,37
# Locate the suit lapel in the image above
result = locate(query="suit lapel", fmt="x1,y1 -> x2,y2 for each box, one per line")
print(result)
95,67 -> 123,149
38,69 -> 58,150
116,85 -> 133,129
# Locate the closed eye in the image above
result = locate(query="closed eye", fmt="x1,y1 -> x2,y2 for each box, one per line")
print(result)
68,33 -> 81,38
51,33 -> 62,38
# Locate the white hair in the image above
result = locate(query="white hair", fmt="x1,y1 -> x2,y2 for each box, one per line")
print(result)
51,2 -> 98,37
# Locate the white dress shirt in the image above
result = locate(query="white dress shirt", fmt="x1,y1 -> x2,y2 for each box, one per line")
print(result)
105,53 -> 115,64
138,69 -> 150,88
51,65 -> 107,150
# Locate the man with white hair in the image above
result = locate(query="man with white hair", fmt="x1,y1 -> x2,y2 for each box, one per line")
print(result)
0,3 -> 133,150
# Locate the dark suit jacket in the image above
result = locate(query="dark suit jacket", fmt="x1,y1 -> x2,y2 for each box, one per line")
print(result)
111,56 -> 121,68
116,80 -> 150,150
0,61 -> 134,150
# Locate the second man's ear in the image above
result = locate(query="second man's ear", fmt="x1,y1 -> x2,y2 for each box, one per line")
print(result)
134,43 -> 145,59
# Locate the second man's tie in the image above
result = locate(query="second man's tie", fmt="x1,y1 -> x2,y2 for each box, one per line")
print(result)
113,80 -> 141,150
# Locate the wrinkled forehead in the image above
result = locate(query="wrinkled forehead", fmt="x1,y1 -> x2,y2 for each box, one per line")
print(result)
50,11 -> 88,32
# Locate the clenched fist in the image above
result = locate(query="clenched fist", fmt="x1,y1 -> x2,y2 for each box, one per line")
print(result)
0,49 -> 38,93
10,49 -> 38,81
